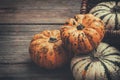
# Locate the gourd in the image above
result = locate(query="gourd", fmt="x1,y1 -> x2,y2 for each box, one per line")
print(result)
71,42 -> 120,80
29,30 -> 70,69
60,14 -> 105,54
89,1 -> 120,30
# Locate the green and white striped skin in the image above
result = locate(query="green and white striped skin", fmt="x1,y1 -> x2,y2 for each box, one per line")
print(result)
89,1 -> 120,30
71,42 -> 120,80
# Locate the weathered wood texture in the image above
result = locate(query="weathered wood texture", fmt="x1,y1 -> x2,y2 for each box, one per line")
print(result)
0,0 -> 80,24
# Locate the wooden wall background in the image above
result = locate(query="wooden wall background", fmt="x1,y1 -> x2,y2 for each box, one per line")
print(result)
0,0 -> 81,80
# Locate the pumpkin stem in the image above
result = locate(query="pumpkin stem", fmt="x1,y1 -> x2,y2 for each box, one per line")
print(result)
111,5 -> 120,13
90,48 -> 99,61
49,37 -> 58,43
77,24 -> 84,30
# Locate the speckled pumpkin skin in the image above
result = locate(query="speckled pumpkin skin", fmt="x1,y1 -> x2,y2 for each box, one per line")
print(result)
29,30 -> 70,69
71,42 -> 120,80
60,14 -> 105,54
89,1 -> 120,30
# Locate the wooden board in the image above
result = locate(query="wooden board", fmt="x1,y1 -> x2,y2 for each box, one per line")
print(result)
0,0 -> 80,24
0,63 -> 73,80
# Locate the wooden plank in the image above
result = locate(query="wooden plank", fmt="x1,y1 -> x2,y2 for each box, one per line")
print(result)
0,0 -> 80,24
0,41 -> 29,52
0,36 -> 32,41
0,10 -> 79,24
0,25 -> 61,36
0,32 -> 41,36
0,52 -> 30,64
0,0 -> 80,10
0,64 -> 73,80
0,25 -> 61,32
0,40 -> 31,64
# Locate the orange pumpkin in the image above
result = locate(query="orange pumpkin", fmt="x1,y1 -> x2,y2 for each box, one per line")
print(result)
60,14 -> 105,54
29,30 -> 70,69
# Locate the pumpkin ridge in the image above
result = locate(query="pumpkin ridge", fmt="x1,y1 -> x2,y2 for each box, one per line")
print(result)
83,37 -> 87,51
77,34 -> 85,51
104,59 -> 120,68
52,47 -> 58,67
82,62 -> 92,80
100,60 -> 112,80
100,45 -> 111,54
83,32 -> 94,51
104,59 -> 119,69
64,32 -> 72,50
31,39 -> 48,47
81,36 -> 88,51
105,14 -> 113,27
71,58 -> 90,72
97,4 -> 112,9
36,52 -> 41,64
84,30 -> 99,49
91,9 -> 110,15
115,12 -> 119,30
103,53 -> 120,57
101,59 -> 120,79
99,13 -> 111,21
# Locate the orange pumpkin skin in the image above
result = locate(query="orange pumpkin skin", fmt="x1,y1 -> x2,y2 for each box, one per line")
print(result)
60,14 -> 105,54
29,30 -> 70,69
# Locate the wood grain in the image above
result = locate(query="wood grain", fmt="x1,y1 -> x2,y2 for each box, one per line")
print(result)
0,0 -> 80,24
0,64 -> 73,80
0,25 -> 61,32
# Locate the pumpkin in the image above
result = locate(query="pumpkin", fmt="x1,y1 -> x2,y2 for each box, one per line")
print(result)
89,1 -> 120,30
29,30 -> 70,69
71,42 -> 120,80
60,14 -> 105,54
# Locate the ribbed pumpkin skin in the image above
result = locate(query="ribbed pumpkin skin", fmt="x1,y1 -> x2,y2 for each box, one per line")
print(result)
60,14 -> 105,54
71,42 -> 120,80
29,30 -> 69,69
90,1 -> 120,30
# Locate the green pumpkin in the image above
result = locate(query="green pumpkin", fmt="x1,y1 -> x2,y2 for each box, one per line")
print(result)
71,42 -> 120,80
90,1 -> 120,30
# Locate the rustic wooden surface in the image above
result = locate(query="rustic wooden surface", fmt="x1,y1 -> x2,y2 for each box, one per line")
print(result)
0,0 -> 81,80
0,0 -> 80,24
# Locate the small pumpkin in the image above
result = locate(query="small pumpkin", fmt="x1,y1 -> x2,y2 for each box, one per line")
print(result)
29,30 -> 70,69
60,14 -> 105,54
89,1 -> 120,30
71,42 -> 120,80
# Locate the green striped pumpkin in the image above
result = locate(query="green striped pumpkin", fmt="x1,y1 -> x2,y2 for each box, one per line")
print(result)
71,42 -> 120,80
89,1 -> 120,30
